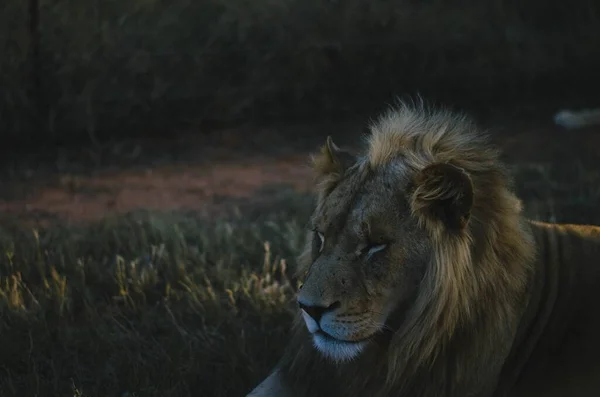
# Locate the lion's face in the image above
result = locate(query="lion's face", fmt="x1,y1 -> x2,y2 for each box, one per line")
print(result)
298,145 -> 477,364
297,168 -> 428,362
296,136 -> 474,363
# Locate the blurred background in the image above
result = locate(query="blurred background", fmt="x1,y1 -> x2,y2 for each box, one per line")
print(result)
1,0 -> 599,225
0,1 -> 599,396
3,0 -> 600,142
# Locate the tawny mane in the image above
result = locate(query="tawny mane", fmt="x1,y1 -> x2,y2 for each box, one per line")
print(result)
281,102 -> 536,396
370,103 -> 534,380
368,102 -> 499,172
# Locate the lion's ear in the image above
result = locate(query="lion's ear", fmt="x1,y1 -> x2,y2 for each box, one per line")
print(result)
311,136 -> 355,180
410,163 -> 474,231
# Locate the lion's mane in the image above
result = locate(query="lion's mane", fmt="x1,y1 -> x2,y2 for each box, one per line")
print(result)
276,102 -> 537,397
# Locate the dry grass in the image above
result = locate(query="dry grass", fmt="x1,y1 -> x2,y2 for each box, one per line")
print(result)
2,0 -> 600,144
0,161 -> 599,396
0,205 -> 311,397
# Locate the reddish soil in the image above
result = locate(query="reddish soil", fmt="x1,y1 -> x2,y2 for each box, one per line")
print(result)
1,117 -> 599,227
0,155 -> 314,225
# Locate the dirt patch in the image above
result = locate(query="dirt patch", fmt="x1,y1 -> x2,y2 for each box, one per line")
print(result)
0,154 -> 314,225
1,117 -> 599,227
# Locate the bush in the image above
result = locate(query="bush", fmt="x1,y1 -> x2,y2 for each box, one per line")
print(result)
3,0 -> 600,144
0,0 -> 35,141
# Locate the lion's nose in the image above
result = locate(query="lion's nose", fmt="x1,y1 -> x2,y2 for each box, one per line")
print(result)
297,300 -> 341,323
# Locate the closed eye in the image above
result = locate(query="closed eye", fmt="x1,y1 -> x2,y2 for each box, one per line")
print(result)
359,243 -> 388,260
312,230 -> 325,253
317,231 -> 325,252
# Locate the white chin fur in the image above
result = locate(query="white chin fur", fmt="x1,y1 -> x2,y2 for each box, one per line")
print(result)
312,333 -> 367,362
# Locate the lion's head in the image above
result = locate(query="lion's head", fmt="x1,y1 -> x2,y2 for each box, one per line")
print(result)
277,103 -> 536,396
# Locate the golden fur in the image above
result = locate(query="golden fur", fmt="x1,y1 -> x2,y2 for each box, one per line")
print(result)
246,102 -> 600,397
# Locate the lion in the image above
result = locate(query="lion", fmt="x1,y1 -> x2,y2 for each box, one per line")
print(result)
245,102 -> 600,397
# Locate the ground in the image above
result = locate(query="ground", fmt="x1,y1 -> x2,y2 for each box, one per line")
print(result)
0,110 -> 599,397
2,112 -> 599,226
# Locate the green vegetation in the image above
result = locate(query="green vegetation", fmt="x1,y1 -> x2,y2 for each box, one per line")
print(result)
0,161 -> 599,397
2,0 -> 600,144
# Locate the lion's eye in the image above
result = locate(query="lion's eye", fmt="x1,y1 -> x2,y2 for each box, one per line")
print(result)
313,230 -> 325,253
364,243 -> 387,259
317,232 -> 325,252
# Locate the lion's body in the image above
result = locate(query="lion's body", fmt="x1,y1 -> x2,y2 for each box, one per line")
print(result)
505,221 -> 600,397
246,104 -> 600,397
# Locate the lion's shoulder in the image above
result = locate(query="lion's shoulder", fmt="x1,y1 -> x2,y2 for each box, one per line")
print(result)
528,220 -> 600,279
530,220 -> 600,241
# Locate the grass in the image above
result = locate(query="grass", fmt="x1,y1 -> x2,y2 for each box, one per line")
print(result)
0,160 -> 599,397
0,196 -> 314,397
2,0 -> 600,145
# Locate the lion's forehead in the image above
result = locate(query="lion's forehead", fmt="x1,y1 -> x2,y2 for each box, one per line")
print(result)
317,168 -> 410,237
